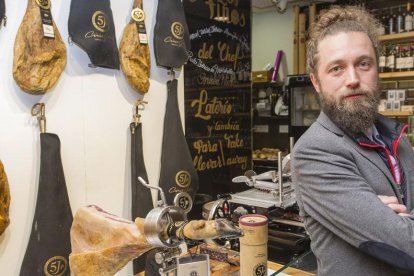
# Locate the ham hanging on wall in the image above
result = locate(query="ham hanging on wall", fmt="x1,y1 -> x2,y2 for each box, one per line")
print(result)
0,160 -> 11,236
13,0 -> 66,94
119,0 -> 150,94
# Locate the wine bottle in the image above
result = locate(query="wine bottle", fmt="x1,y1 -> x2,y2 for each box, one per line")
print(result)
379,44 -> 387,73
405,3 -> 413,32
397,6 -> 405,33
377,9 -> 386,35
396,44 -> 404,72
403,44 -> 409,72
389,8 -> 396,34
406,43 -> 414,71
386,44 -> 396,72
383,8 -> 390,35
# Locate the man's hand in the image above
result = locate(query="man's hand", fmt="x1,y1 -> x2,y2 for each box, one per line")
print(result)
378,195 -> 410,217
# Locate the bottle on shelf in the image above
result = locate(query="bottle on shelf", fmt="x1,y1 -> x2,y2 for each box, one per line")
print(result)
396,44 -> 404,72
244,63 -> 250,81
406,43 -> 414,71
383,8 -> 391,35
377,9 -> 386,35
397,6 -> 405,33
411,3 -> 414,30
403,43 -> 410,71
379,44 -> 387,73
237,62 -> 244,82
386,44 -> 396,72
388,7 -> 396,34
401,43 -> 408,71
405,2 -> 413,32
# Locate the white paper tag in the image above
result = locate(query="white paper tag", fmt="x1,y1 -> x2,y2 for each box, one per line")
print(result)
43,24 -> 55,38
139,33 -> 148,44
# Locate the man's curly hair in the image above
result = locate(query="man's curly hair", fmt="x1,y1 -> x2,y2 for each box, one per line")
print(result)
307,5 -> 382,75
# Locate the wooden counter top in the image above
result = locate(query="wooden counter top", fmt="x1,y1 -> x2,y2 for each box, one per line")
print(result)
136,244 -> 315,276
268,261 -> 316,275
137,259 -> 316,276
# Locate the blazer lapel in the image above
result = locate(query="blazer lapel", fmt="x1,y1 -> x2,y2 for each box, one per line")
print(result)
317,112 -> 397,187
343,134 -> 396,185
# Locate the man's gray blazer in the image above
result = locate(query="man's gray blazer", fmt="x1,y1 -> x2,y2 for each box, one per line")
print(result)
292,112 -> 414,275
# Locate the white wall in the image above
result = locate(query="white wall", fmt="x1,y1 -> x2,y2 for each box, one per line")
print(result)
0,1 -> 185,275
252,8 -> 294,77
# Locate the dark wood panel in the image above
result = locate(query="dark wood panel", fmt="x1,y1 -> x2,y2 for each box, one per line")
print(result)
183,0 -> 252,198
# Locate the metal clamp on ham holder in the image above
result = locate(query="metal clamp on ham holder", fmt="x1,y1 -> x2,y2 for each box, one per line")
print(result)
138,177 -> 187,248
138,177 -> 242,275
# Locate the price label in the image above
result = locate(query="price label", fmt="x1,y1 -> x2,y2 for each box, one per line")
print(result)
39,8 -> 55,38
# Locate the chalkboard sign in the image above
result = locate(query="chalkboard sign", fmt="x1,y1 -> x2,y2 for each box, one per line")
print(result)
183,0 -> 251,197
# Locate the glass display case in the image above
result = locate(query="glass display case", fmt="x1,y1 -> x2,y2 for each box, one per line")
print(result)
286,75 -> 320,142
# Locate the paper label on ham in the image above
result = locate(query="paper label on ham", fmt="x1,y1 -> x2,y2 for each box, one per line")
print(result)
36,0 -> 55,38
40,12 -> 54,38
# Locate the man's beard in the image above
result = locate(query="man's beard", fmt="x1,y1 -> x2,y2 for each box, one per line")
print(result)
319,86 -> 381,134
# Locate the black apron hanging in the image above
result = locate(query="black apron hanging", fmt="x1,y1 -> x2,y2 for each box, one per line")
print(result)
20,104 -> 72,276
68,0 -> 119,69
130,103 -> 154,274
153,0 -> 190,68
0,0 -> 6,28
158,79 -> 199,211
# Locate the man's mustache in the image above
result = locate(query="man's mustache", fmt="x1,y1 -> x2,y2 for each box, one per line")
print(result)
340,89 -> 371,99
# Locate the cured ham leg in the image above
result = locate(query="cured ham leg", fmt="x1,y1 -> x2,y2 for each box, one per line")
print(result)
70,205 -> 242,276
69,205 -> 151,276
167,219 -> 243,241
13,0 -> 66,94
119,0 -> 150,94
0,160 -> 10,235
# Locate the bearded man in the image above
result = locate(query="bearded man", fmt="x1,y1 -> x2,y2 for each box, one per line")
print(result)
291,6 -> 414,276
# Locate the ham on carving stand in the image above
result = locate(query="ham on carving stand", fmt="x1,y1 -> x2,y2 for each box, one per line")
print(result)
69,178 -> 242,276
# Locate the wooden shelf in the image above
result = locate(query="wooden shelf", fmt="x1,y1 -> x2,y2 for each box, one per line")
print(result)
252,81 -> 283,86
379,111 -> 413,117
379,71 -> 414,79
379,31 -> 414,42
378,32 -> 414,79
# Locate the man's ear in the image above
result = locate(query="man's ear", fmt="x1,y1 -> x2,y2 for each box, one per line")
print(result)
310,73 -> 321,93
